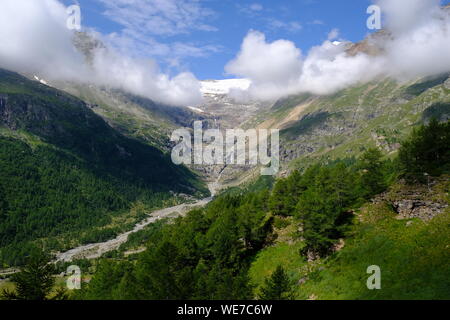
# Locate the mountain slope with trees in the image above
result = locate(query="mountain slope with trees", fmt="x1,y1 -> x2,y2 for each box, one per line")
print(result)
0,68 -> 207,266
243,74 -> 450,176
73,120 -> 449,300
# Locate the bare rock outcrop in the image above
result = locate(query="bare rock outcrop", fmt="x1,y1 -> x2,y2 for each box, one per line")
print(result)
373,176 -> 449,222
393,200 -> 448,221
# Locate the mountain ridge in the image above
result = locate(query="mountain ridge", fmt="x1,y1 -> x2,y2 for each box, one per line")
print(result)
0,68 -> 207,266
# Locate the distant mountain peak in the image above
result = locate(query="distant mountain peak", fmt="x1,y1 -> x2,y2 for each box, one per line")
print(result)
200,79 -> 251,96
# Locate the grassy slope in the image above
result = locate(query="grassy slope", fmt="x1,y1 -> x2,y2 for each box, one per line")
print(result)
57,82 -> 199,153
0,69 -> 208,266
0,69 -> 207,194
248,76 -> 450,172
249,178 -> 450,300
58,83 -> 174,151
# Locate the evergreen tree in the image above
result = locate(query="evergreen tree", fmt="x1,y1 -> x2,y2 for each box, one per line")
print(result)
296,164 -> 356,258
1,249 -> 61,300
269,179 -> 290,216
297,188 -> 337,257
399,119 -> 450,181
259,266 -> 294,300
358,148 -> 387,198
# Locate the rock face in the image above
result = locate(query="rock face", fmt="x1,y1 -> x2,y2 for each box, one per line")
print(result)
393,200 -> 448,221
373,176 -> 449,222
195,79 -> 272,130
184,80 -> 273,185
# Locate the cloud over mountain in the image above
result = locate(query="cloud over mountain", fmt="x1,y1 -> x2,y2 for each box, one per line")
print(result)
225,31 -> 303,101
226,0 -> 450,101
0,0 -> 203,106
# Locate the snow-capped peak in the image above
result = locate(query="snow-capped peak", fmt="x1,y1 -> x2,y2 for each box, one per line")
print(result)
200,79 -> 251,95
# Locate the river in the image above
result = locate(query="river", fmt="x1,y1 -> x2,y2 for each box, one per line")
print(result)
55,181 -> 219,263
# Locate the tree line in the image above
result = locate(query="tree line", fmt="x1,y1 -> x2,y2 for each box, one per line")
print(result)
2,119 -> 449,300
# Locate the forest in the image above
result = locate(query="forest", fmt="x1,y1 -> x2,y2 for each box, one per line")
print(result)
64,119 -> 448,300
0,69 -> 207,266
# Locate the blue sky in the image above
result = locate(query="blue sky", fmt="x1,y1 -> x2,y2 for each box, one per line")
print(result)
62,0 -> 450,80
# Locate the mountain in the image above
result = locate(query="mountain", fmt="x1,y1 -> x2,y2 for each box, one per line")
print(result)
71,118 -> 450,300
54,81 -> 202,152
41,32 -> 204,152
196,79 -> 272,128
0,68 -> 207,266
168,72 -> 450,189
243,74 -> 450,175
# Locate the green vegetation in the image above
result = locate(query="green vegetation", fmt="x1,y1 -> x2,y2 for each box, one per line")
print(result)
259,266 -> 295,300
249,241 -> 305,289
281,112 -> 331,139
267,148 -> 393,258
77,191 -> 274,300
1,67 -> 448,300
422,102 -> 450,122
296,203 -> 450,300
62,83 -> 194,152
256,75 -> 450,173
404,73 -> 450,96
0,69 -> 207,267
398,118 -> 450,181
76,120 -> 449,300
1,249 -> 65,300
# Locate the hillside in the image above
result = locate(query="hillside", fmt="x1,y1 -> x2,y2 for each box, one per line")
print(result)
60,119 -> 449,300
54,81 -> 200,152
250,176 -> 449,300
35,32 -> 204,153
0,69 -> 207,266
246,74 -> 450,174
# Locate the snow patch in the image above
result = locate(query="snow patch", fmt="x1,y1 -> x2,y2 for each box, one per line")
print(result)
200,79 -> 251,95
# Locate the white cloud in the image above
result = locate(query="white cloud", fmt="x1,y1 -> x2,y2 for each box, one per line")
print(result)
267,19 -> 303,33
310,19 -> 325,25
237,3 -> 264,17
91,48 -> 202,105
377,0 -> 450,80
327,28 -> 339,41
104,30 -> 221,64
226,0 -> 450,101
378,0 -> 442,34
225,31 -> 303,100
96,0 -> 221,78
0,0 -> 86,81
0,0 -> 203,106
298,41 -> 385,95
97,0 -> 217,36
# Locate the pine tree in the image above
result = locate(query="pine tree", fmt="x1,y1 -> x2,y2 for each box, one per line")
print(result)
269,179 -> 290,216
358,148 -> 387,198
1,249 -> 59,300
399,119 -> 450,181
259,266 -> 295,300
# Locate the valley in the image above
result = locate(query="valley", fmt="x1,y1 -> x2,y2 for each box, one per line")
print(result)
0,1 -> 449,302
55,186 -> 216,263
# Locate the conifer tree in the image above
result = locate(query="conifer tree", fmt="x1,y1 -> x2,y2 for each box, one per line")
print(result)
259,266 -> 294,300
358,148 -> 387,198
2,249 -> 59,300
